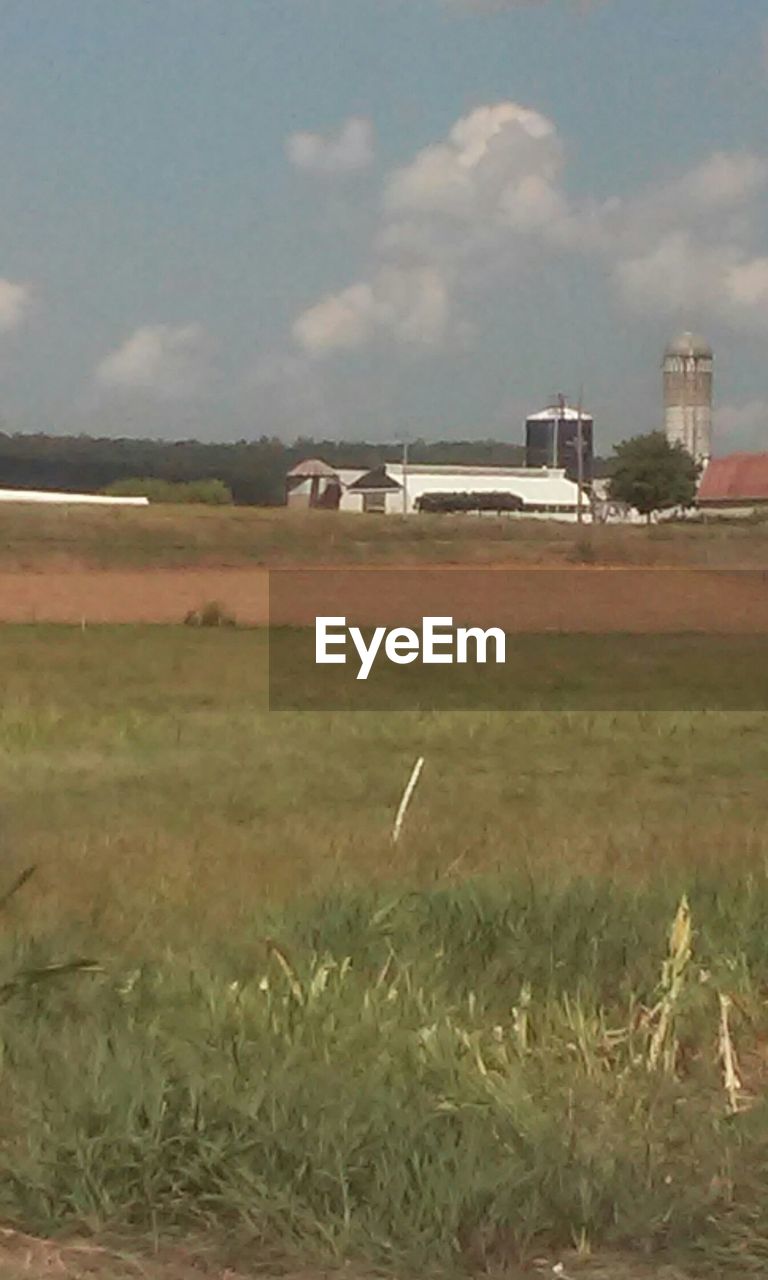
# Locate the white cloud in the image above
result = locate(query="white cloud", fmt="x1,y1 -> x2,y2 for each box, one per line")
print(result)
294,100 -> 568,356
378,266 -> 450,344
286,117 -> 375,175
294,266 -> 449,355
725,256 -> 768,308
385,102 -> 563,233
681,152 -> 767,209
593,153 -> 768,259
292,98 -> 768,358
95,324 -> 209,399
294,283 -> 376,353
614,233 -> 731,314
573,148 -> 768,328
615,233 -> 768,331
0,279 -> 32,332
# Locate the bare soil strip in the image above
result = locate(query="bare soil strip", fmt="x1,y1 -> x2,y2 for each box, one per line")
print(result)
0,567 -> 269,624
2,565 -> 767,632
0,1229 -> 699,1279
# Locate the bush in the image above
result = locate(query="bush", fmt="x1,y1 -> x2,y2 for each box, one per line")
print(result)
183,601 -> 237,627
102,478 -> 233,505
570,535 -> 598,563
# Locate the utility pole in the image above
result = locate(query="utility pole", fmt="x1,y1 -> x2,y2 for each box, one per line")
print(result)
555,392 -> 565,469
575,388 -> 584,527
402,436 -> 409,516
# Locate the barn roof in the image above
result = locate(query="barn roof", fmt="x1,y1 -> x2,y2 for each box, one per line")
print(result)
699,453 -> 768,502
347,465 -> 402,492
286,458 -> 338,479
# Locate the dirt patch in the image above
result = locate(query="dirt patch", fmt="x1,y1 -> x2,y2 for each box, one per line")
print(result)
269,566 -> 768,633
0,567 -> 269,625
0,565 -> 762,634
0,1231 -> 701,1280
1,565 -> 766,633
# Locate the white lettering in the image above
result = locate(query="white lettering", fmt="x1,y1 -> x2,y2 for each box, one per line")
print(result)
315,616 -> 347,664
422,616 -> 454,664
349,626 -> 387,681
384,627 -> 420,665
456,627 -> 506,664
315,617 -> 507,678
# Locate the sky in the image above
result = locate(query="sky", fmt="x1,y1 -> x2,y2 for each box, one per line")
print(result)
0,0 -> 766,453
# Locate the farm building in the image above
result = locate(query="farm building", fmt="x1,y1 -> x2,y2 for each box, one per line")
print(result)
697,453 -> 768,517
285,459 -> 342,509
590,478 -> 648,525
287,458 -> 591,522
525,402 -> 594,484
664,332 -> 713,467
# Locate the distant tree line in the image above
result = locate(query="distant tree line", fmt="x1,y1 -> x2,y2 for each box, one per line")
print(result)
103,477 -> 233,504
0,432 -> 613,506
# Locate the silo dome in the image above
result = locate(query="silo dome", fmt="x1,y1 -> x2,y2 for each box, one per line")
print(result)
664,332 -> 713,360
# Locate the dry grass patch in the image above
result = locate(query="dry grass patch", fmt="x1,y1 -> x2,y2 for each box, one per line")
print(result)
0,503 -> 767,571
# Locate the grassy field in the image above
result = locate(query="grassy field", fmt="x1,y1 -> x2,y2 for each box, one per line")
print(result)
2,626 -> 768,1276
2,500 -> 768,569
271,629 -> 768,711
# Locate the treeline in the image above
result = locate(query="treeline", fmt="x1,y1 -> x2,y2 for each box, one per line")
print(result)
104,477 -> 233,505
0,433 -> 610,505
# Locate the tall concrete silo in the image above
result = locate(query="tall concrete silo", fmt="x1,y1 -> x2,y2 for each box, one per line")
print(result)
663,332 -> 713,466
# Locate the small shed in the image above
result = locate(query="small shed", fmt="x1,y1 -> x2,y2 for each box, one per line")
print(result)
285,459 -> 342,509
340,466 -> 403,514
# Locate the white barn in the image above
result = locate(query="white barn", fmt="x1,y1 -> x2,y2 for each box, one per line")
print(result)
337,462 -> 590,523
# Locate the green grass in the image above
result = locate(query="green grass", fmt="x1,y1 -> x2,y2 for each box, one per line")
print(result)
2,501 -> 768,568
2,626 -> 768,1274
271,628 -> 768,710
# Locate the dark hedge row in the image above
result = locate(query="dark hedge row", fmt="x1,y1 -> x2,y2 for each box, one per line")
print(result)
417,490 -> 525,513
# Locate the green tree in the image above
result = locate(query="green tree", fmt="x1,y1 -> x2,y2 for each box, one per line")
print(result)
607,432 -> 699,522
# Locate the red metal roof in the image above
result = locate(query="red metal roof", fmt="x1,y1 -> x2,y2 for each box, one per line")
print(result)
699,453 -> 768,503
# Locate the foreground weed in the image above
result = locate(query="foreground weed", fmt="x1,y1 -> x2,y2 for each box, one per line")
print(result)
0,882 -> 767,1275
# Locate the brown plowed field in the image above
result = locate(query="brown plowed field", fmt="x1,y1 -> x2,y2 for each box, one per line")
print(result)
2,564 -> 768,631
0,567 -> 269,624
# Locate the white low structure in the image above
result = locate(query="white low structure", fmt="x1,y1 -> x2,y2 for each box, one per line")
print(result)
0,488 -> 149,506
590,478 -> 647,524
338,463 -> 590,522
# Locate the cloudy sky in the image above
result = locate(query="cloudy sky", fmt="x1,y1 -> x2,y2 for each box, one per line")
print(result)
0,0 -> 766,452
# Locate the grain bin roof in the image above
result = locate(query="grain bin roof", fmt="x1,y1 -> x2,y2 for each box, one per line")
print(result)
526,405 -> 593,421
665,332 -> 713,359
699,453 -> 768,502
286,458 -> 338,479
